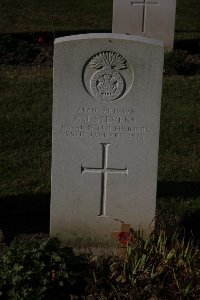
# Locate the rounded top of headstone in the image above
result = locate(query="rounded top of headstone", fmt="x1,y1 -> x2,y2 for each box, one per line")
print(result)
54,33 -> 164,49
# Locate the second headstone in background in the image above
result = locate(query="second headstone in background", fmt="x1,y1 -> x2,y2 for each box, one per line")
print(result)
112,0 -> 176,52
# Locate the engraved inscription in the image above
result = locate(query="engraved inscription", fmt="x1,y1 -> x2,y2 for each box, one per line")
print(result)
83,52 -> 134,102
61,106 -> 150,141
81,143 -> 128,217
131,0 -> 159,33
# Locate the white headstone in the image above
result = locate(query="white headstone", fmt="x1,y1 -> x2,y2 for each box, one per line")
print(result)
50,34 -> 164,249
112,0 -> 176,52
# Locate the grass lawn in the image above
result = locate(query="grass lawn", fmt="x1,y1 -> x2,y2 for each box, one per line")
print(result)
0,0 -> 199,240
0,66 -> 52,196
0,0 -> 113,33
0,1 -> 199,299
0,68 -> 199,193
0,0 -> 200,39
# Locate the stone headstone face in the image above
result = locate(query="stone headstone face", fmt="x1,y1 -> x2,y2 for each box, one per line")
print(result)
112,0 -> 176,52
50,34 -> 164,248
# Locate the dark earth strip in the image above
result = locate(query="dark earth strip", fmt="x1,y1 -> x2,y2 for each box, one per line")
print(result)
0,32 -> 200,75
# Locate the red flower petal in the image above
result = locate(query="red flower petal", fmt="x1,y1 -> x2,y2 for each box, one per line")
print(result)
37,37 -> 45,44
118,232 -> 131,245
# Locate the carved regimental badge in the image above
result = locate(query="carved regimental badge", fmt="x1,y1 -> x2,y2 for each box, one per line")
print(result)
83,51 -> 134,102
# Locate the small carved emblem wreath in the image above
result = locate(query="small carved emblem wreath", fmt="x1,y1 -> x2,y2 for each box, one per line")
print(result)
89,52 -> 127,102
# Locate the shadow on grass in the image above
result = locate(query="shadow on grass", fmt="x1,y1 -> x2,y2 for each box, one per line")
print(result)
157,181 -> 200,242
0,30 -> 110,44
1,31 -> 200,48
180,209 -> 200,242
157,181 -> 200,198
0,181 -> 199,242
174,38 -> 200,54
0,193 -> 50,242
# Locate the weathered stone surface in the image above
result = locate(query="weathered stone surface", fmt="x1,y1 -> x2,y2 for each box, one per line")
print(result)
50,34 -> 164,248
112,0 -> 176,52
